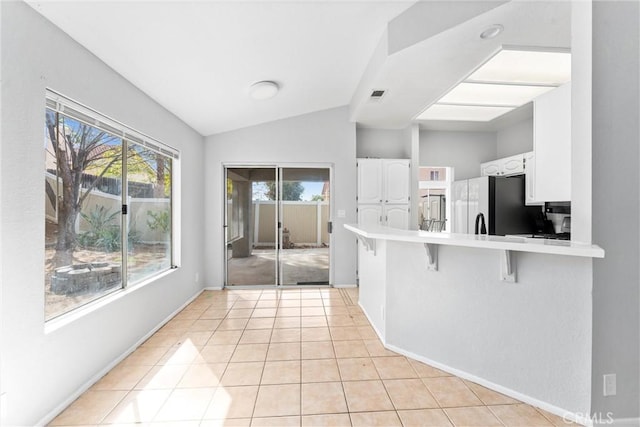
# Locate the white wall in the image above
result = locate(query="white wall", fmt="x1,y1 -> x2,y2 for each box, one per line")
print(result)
356,127 -> 410,158
419,130 -> 496,180
359,240 -> 593,419
496,118 -> 533,158
0,3 -> 205,425
204,106 -> 357,287
591,0 -> 640,421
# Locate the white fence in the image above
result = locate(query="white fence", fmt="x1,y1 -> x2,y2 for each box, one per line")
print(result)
252,201 -> 329,247
46,172 -> 170,244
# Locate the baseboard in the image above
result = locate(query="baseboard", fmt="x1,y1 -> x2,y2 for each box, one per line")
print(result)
358,302 -> 386,346
203,286 -> 224,291
36,288 -> 205,427
385,342 -> 594,426
357,303 -> 592,427
332,284 -> 358,288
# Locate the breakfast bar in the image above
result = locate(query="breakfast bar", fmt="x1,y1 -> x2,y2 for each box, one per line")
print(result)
345,223 -> 605,424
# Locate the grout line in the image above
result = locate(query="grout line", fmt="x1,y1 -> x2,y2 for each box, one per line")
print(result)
66,288 -> 552,427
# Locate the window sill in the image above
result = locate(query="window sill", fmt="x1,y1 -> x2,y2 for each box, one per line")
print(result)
44,267 -> 177,335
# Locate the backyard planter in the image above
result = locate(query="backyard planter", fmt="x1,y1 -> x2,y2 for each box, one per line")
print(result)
51,263 -> 121,295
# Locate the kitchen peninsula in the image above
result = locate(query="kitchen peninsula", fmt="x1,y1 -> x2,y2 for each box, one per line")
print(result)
346,223 -> 604,424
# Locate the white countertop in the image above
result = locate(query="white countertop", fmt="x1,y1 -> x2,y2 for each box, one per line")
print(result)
344,224 -> 605,258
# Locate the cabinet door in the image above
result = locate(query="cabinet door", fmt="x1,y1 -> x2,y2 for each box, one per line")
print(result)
502,154 -> 525,176
357,159 -> 383,204
357,205 -> 382,227
533,83 -> 571,201
481,160 -> 501,176
384,205 -> 409,229
383,159 -> 410,204
523,151 -> 541,205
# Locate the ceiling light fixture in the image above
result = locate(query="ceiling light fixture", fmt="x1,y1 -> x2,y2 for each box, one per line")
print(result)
480,24 -> 504,40
416,47 -> 571,122
249,81 -> 279,100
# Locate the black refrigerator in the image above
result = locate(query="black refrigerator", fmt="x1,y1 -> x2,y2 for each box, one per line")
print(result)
452,175 -> 540,235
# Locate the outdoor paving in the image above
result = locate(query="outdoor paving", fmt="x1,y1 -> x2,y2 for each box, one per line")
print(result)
228,248 -> 329,286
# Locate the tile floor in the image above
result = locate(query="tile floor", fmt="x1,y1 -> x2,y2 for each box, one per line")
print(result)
50,288 -> 576,426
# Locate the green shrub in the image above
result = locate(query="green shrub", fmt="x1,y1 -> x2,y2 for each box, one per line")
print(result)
147,210 -> 170,233
78,205 -> 139,252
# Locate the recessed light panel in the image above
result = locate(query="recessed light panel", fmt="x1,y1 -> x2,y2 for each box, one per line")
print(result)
417,104 -> 514,122
415,48 -> 571,122
468,49 -> 571,85
438,82 -> 555,106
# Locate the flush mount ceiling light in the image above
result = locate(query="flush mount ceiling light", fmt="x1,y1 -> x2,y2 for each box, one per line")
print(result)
416,47 -> 571,122
249,81 -> 279,100
480,24 -> 504,40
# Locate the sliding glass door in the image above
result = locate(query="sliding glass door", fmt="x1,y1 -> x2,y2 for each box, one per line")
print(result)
224,165 -> 331,287
225,167 -> 278,286
278,168 -> 330,286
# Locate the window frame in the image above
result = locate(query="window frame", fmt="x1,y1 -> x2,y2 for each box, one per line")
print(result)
44,89 -> 180,323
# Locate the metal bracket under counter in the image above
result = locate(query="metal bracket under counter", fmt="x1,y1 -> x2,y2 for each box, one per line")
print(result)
424,243 -> 438,271
423,244 -> 516,282
355,234 -> 376,255
500,250 -> 516,282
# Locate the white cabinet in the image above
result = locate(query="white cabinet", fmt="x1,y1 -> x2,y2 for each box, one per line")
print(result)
481,153 -> 525,177
384,205 -> 410,229
357,160 -> 383,204
523,151 -> 542,205
480,160 -> 501,177
531,82 -> 571,202
383,160 -> 410,204
357,204 -> 382,227
357,158 -> 410,229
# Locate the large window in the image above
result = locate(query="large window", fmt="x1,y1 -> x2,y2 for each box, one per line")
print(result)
44,91 -> 178,321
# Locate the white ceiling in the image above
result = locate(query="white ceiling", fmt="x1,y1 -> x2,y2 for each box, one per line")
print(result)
27,0 -> 415,136
350,0 -> 572,130
27,1 -> 571,136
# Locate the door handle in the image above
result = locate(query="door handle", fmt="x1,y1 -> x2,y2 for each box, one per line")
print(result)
327,221 -> 333,234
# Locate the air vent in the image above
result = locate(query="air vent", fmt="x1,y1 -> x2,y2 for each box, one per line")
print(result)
370,89 -> 386,100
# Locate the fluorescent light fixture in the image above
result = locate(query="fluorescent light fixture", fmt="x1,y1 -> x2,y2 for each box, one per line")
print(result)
417,104 -> 514,121
468,49 -> 571,85
249,81 -> 279,100
416,48 -> 571,122
438,82 -> 555,106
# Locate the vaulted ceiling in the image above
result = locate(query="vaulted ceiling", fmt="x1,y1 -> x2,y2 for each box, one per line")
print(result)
27,1 -> 571,136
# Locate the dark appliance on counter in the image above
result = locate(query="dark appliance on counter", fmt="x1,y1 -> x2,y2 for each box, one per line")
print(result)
528,203 -> 572,240
453,175 -> 540,235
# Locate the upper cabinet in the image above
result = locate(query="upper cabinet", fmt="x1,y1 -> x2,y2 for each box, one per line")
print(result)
357,159 -> 410,204
383,159 -> 411,204
481,153 -> 525,177
479,84 -> 571,204
357,158 -> 410,229
356,159 -> 383,204
531,83 -> 571,202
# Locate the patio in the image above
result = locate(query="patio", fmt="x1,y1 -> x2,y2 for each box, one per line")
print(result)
227,248 -> 329,286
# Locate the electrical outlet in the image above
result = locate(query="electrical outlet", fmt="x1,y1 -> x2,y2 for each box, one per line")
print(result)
195,273 -> 199,283
603,374 -> 616,396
